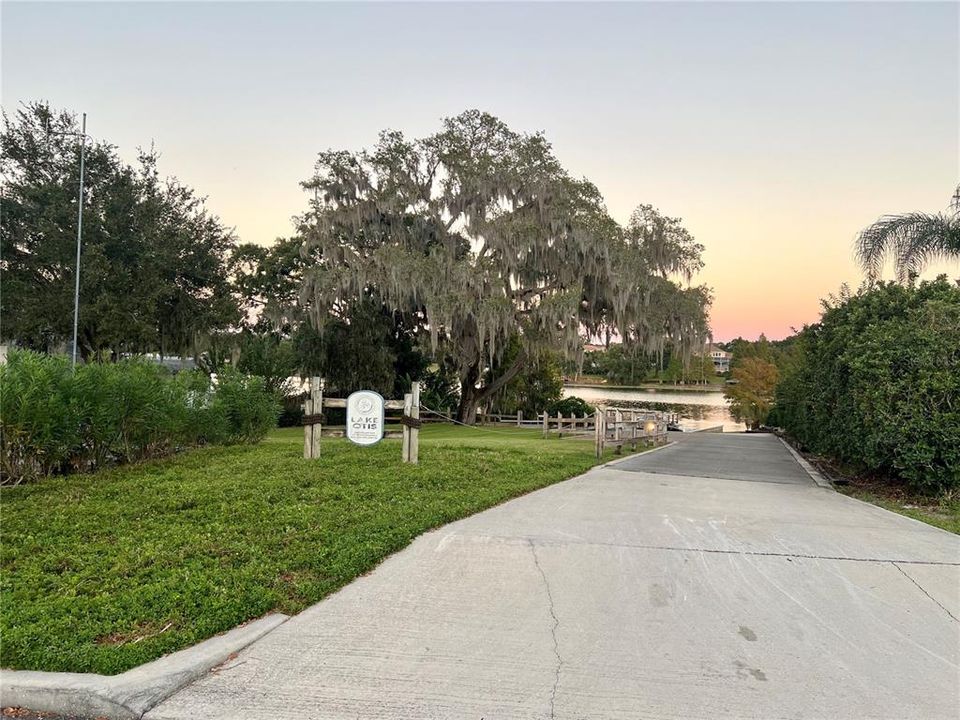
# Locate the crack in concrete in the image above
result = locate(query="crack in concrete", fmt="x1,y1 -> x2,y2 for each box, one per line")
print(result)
529,539 -> 562,720
892,562 -> 959,624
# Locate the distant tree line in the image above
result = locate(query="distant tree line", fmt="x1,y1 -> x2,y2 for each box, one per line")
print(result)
575,343 -> 715,386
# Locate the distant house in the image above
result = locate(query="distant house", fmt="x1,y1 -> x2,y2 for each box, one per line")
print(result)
706,344 -> 732,373
582,343 -> 606,353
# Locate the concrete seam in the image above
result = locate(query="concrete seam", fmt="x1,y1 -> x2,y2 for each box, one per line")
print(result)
528,540 -> 562,720
891,562 -> 959,623
609,467 -> 814,485
511,537 -> 959,566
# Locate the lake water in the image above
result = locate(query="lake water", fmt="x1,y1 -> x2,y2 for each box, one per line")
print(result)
562,385 -> 744,432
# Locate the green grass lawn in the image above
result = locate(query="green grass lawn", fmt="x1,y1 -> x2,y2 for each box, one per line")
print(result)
1,425 -> 621,675
839,485 -> 960,535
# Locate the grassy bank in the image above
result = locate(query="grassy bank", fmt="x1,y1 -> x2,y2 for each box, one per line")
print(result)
798,449 -> 959,534
839,482 -> 959,535
1,425 -> 615,675
564,379 -> 725,391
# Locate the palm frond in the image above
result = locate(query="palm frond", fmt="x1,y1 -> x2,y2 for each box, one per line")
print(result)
855,212 -> 957,282
894,215 -> 960,282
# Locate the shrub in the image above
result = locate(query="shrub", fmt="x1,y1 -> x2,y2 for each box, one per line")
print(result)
773,278 -> 960,493
213,369 -> 281,444
0,350 -> 279,485
277,395 -> 305,428
74,360 -> 180,464
724,358 -> 779,430
547,396 -> 595,417
171,370 -> 229,446
0,352 -> 81,482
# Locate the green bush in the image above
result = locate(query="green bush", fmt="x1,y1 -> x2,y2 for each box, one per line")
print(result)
171,369 -> 230,446
0,351 -> 280,485
547,396 -> 595,417
213,369 -> 280,444
75,360 -> 180,464
277,395 -> 305,428
0,352 -> 81,481
772,278 -> 960,493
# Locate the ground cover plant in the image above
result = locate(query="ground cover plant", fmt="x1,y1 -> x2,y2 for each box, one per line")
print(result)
0,425 -> 623,675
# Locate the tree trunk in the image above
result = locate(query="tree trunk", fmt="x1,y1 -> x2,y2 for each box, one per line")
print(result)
455,352 -> 528,425
456,362 -> 482,424
456,380 -> 481,424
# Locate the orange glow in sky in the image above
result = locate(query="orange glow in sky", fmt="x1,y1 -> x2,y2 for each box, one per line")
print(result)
3,2 -> 957,341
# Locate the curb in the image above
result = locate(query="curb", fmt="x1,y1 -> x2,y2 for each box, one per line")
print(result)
0,613 -> 288,719
686,425 -> 724,433
777,436 -> 834,489
602,441 -> 677,468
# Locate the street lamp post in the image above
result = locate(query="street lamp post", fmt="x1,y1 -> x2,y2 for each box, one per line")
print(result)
71,112 -> 87,368
46,111 -> 88,367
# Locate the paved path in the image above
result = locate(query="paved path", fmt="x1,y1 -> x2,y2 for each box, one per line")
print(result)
149,434 -> 960,720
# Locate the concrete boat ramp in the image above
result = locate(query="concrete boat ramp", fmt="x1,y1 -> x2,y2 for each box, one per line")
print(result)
149,432 -> 958,719
9,432 -> 959,719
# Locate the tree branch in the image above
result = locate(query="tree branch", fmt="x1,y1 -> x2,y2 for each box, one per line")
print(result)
477,351 -> 527,402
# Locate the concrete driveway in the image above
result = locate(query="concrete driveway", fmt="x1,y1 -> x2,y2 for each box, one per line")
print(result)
148,434 -> 960,720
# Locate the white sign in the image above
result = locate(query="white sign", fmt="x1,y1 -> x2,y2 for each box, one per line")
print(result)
346,390 -> 385,446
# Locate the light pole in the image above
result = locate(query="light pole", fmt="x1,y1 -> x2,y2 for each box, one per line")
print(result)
71,113 -> 87,368
51,113 -> 88,366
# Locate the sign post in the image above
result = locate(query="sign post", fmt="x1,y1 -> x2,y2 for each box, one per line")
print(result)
301,380 -> 419,462
410,381 -> 420,464
303,377 -> 323,459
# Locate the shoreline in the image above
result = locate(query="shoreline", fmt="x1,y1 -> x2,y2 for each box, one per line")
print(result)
563,382 -> 726,393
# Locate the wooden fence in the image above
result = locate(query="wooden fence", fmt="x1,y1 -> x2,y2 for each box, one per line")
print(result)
593,407 -> 669,458
299,379 -> 672,465
479,406 -> 674,458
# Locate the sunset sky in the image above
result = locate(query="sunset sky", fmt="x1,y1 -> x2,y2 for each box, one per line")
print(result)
3,2 -> 957,341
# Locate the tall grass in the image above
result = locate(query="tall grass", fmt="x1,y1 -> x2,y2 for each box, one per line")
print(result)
0,351 -> 280,485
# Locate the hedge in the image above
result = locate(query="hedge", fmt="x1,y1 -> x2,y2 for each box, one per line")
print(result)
770,278 -> 960,493
0,351 -> 280,485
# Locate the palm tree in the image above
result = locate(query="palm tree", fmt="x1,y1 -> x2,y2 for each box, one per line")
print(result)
855,185 -> 960,281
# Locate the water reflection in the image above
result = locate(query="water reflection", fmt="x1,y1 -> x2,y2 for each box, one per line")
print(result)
562,385 -> 745,432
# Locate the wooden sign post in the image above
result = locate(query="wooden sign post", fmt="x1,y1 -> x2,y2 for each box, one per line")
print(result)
303,377 -> 323,459
302,378 -> 420,463
401,381 -> 420,464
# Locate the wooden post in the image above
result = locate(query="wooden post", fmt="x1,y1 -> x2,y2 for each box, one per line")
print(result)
409,381 -> 420,464
303,376 -> 322,459
614,409 -> 623,454
402,391 -> 413,463
303,385 -> 313,460
311,379 -> 322,458
594,408 -> 603,459
517,410 -> 522,427
542,411 -> 548,438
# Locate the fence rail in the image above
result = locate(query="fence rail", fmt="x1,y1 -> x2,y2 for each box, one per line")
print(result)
593,406 -> 669,458
299,381 -> 674,464
478,407 -> 675,458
